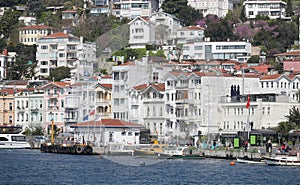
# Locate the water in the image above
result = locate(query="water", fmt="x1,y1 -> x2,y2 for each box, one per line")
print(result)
0,149 -> 299,185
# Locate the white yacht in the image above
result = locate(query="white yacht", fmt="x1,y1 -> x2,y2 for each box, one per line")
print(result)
0,126 -> 31,149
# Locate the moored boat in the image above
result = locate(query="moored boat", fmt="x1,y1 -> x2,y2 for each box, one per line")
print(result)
157,146 -> 205,159
263,153 -> 300,166
236,157 -> 265,164
0,126 -> 31,149
133,144 -> 168,156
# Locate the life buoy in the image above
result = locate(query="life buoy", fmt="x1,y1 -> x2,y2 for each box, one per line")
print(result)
84,145 -> 93,154
75,145 -> 84,154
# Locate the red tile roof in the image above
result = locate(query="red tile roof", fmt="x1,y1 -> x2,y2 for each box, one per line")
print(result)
43,32 -> 74,39
73,119 -> 144,128
100,84 -> 112,89
260,74 -> 282,80
133,83 -> 165,91
178,25 -> 205,31
275,50 -> 300,56
0,88 -> 22,95
18,25 -> 53,30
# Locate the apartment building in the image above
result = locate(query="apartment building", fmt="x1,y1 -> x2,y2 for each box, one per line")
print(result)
41,81 -> 71,133
89,0 -> 110,15
35,32 -> 96,79
243,0 -> 287,19
112,57 -> 174,121
181,41 -> 252,62
111,0 -> 155,19
18,25 -> 55,45
14,88 -> 44,129
188,0 -> 233,17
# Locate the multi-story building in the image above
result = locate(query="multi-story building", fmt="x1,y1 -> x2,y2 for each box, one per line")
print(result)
188,0 -> 233,18
177,25 -> 205,45
64,77 -> 98,132
111,0 -> 156,19
18,25 -> 54,45
35,32 -> 96,79
181,41 -> 252,62
41,81 -> 71,133
95,83 -> 112,119
14,88 -> 44,129
243,0 -> 287,19
0,88 -> 18,126
149,11 -> 182,45
89,0 -> 110,15
128,83 -> 165,140
0,49 -> 16,80
62,10 -> 79,26
112,57 -> 174,121
128,16 -> 155,48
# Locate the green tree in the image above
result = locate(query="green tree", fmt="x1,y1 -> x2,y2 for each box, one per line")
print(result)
285,106 -> 300,128
162,0 -> 202,26
275,121 -> 296,139
247,55 -> 260,63
240,6 -> 247,22
0,8 -> 21,39
286,0 -> 293,17
113,48 -> 147,61
7,44 -> 37,80
204,19 -> 235,41
50,66 -> 71,81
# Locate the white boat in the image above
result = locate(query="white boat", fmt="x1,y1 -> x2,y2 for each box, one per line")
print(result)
0,133 -> 31,149
236,157 -> 265,164
157,146 -> 205,159
0,126 -> 31,149
264,153 -> 300,166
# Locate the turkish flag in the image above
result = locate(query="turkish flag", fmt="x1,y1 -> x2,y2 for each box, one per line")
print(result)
246,94 -> 250,109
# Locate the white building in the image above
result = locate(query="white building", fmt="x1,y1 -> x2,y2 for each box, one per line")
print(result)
188,0 -> 233,17
112,57 -> 174,121
111,0 -> 155,19
177,25 -> 205,45
243,0 -> 287,19
14,88 -> 44,129
35,32 -> 96,79
89,0 -> 110,15
128,16 -> 156,48
128,83 -> 166,141
71,119 -> 145,147
18,16 -> 37,26
181,41 -> 252,62
0,49 -> 16,80
149,11 -> 182,45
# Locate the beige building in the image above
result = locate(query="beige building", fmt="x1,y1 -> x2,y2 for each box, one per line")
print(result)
18,25 -> 54,45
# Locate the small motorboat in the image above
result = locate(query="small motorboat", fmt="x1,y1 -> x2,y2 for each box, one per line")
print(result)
263,152 -> 300,166
236,157 -> 265,164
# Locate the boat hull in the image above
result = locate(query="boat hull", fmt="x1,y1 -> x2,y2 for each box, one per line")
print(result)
236,158 -> 265,164
0,141 -> 31,149
264,156 -> 300,166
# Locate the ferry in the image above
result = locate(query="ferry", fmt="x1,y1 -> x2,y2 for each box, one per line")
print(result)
0,126 -> 31,149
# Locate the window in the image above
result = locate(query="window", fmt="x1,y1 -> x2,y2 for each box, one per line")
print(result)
109,132 -> 114,142
153,72 -> 158,81
41,45 -> 48,50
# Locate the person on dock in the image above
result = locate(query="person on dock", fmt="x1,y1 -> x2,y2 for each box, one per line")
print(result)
292,138 -> 296,148
244,140 -> 248,152
266,139 -> 272,153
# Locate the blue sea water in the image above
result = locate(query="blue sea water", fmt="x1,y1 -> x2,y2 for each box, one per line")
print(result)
0,149 -> 299,185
